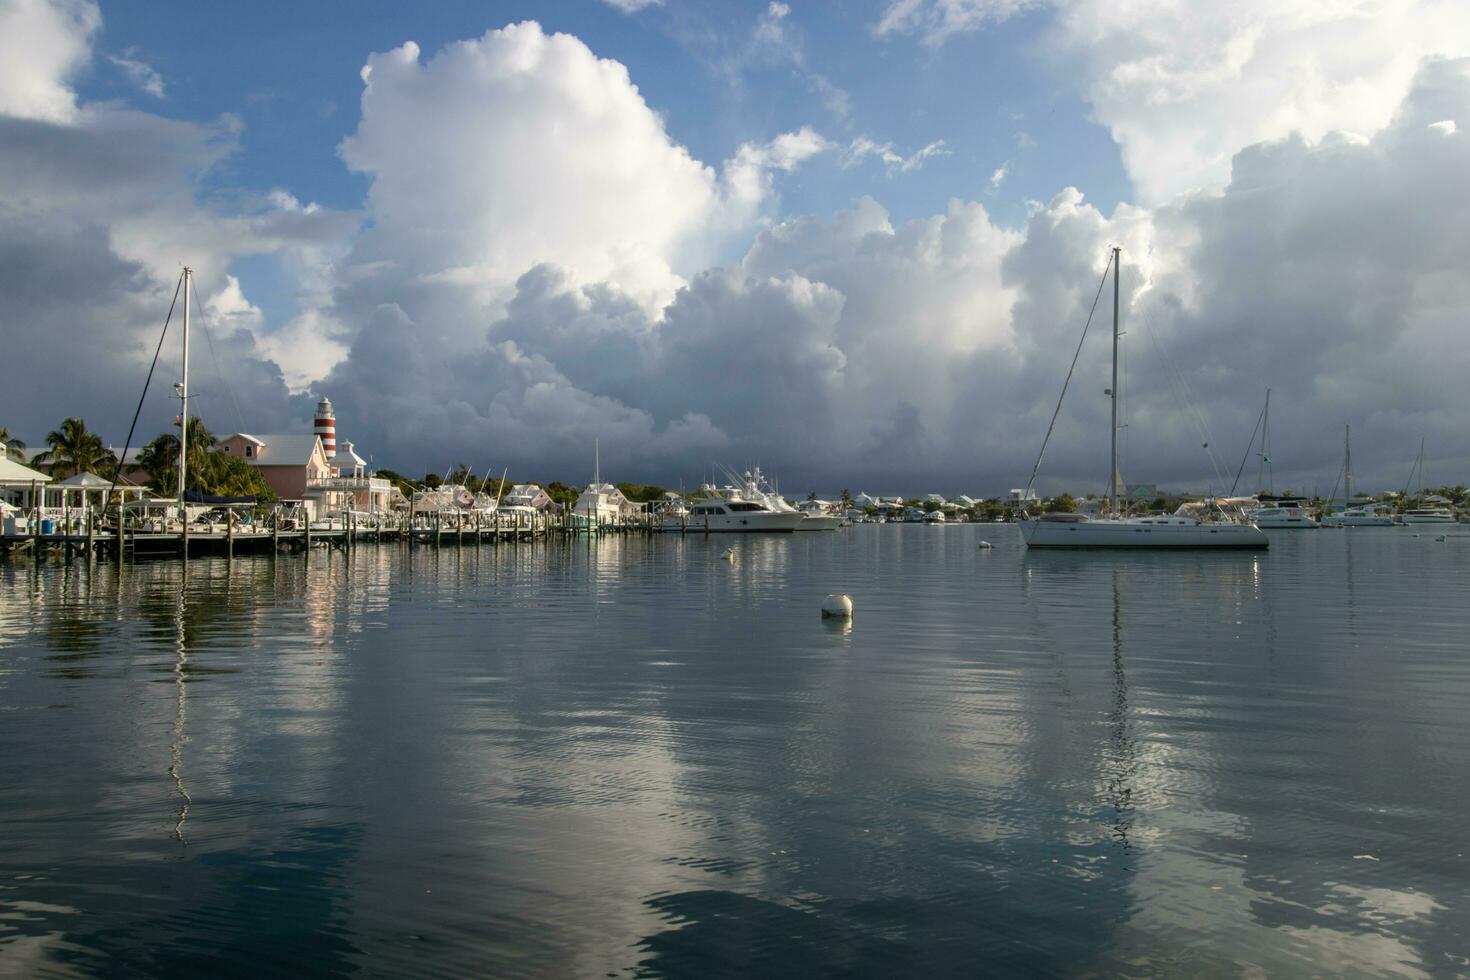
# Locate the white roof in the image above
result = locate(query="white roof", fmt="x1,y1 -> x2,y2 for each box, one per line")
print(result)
0,455 -> 52,485
338,442 -> 368,467
56,471 -> 115,488
225,434 -> 322,466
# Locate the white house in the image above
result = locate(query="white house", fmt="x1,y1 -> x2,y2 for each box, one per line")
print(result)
502,484 -> 554,511
1007,488 -> 1040,504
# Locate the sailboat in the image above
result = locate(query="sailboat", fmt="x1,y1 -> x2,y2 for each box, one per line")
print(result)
1399,437 -> 1455,524
1243,390 -> 1317,528
1019,248 -> 1268,549
1320,425 -> 1394,526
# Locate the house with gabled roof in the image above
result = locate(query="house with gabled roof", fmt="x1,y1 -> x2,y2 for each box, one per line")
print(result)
217,433 -> 331,501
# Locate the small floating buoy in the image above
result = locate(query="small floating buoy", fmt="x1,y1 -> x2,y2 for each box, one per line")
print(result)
821,594 -> 853,618
720,546 -> 735,561
978,540 -> 993,549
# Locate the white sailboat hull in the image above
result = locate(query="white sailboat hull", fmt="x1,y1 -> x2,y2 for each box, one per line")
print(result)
1021,518 -> 1268,549
1321,514 -> 1396,527
1400,512 -> 1456,524
797,515 -> 842,531
1251,511 -> 1319,529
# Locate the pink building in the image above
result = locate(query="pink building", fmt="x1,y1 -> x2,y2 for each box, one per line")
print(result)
217,433 -> 331,501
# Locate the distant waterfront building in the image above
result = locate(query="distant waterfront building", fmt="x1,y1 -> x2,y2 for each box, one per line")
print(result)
954,495 -> 977,508
1007,488 -> 1040,504
853,492 -> 880,508
502,484 -> 554,511
218,433 -> 332,501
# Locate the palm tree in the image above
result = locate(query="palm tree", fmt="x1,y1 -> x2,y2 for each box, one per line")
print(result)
34,417 -> 106,479
137,433 -> 179,495
137,417 -> 218,495
0,427 -> 24,463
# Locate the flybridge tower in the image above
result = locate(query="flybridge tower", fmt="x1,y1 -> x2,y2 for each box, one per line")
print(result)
314,397 -> 337,462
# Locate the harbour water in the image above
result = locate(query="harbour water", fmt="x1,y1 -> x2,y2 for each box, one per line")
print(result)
2,526 -> 1467,978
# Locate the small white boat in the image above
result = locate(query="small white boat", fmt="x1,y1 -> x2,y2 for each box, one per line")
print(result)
923,510 -> 946,523
1400,508 -> 1456,525
1249,498 -> 1319,529
1322,505 -> 1396,527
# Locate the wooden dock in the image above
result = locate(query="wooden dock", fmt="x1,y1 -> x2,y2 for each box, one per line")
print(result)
0,510 -> 658,562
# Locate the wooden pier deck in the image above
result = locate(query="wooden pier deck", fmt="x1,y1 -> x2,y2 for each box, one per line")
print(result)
0,511 -> 657,562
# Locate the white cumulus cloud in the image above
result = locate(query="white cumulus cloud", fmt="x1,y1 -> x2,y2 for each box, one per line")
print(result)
0,0 -> 100,123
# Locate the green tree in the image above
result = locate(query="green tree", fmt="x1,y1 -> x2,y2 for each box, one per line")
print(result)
133,417 -> 222,495
422,473 -> 443,490
543,481 -> 580,509
34,417 -> 106,478
137,433 -> 178,493
374,469 -> 422,496
1045,494 -> 1078,514
0,427 -> 24,463
840,489 -> 852,507
615,482 -> 671,504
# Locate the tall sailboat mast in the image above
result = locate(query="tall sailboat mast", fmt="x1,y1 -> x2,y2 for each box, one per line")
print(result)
1107,246 -> 1121,517
1258,389 -> 1273,494
177,266 -> 191,513
1343,425 -> 1352,507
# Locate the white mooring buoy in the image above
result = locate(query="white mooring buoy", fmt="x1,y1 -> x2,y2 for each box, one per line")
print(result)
978,540 -> 993,550
821,593 -> 854,618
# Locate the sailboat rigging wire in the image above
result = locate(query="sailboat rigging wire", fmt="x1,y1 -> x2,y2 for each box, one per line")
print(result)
192,287 -> 246,437
1022,251 -> 1114,501
107,272 -> 183,505
1137,312 -> 1229,493
1228,399 -> 1267,496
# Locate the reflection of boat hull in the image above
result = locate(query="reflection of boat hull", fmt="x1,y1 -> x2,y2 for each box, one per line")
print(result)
1021,517 -> 1268,549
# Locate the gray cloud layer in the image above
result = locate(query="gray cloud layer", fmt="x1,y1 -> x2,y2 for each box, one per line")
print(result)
2,7 -> 1468,497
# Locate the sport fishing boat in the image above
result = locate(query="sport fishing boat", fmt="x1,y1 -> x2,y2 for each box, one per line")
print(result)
1019,247 -> 1268,550
712,467 -> 841,530
685,496 -> 804,533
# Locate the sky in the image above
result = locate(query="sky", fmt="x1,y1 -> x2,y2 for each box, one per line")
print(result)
2,0 -> 1468,497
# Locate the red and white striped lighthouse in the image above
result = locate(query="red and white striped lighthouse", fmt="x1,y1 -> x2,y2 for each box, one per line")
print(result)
314,396 -> 337,462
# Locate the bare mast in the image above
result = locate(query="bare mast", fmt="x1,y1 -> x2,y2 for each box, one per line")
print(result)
176,267 -> 191,514
1107,246 -> 1121,517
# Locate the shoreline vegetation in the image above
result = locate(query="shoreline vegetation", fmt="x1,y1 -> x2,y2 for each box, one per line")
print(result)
6,415 -> 1468,523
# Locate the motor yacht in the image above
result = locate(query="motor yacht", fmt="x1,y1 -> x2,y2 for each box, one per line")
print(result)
1321,504 -> 1396,527
685,497 -> 804,532
1400,508 -> 1456,524
1249,497 -> 1319,529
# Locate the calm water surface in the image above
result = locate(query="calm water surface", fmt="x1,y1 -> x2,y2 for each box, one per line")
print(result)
1,526 -> 1468,978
